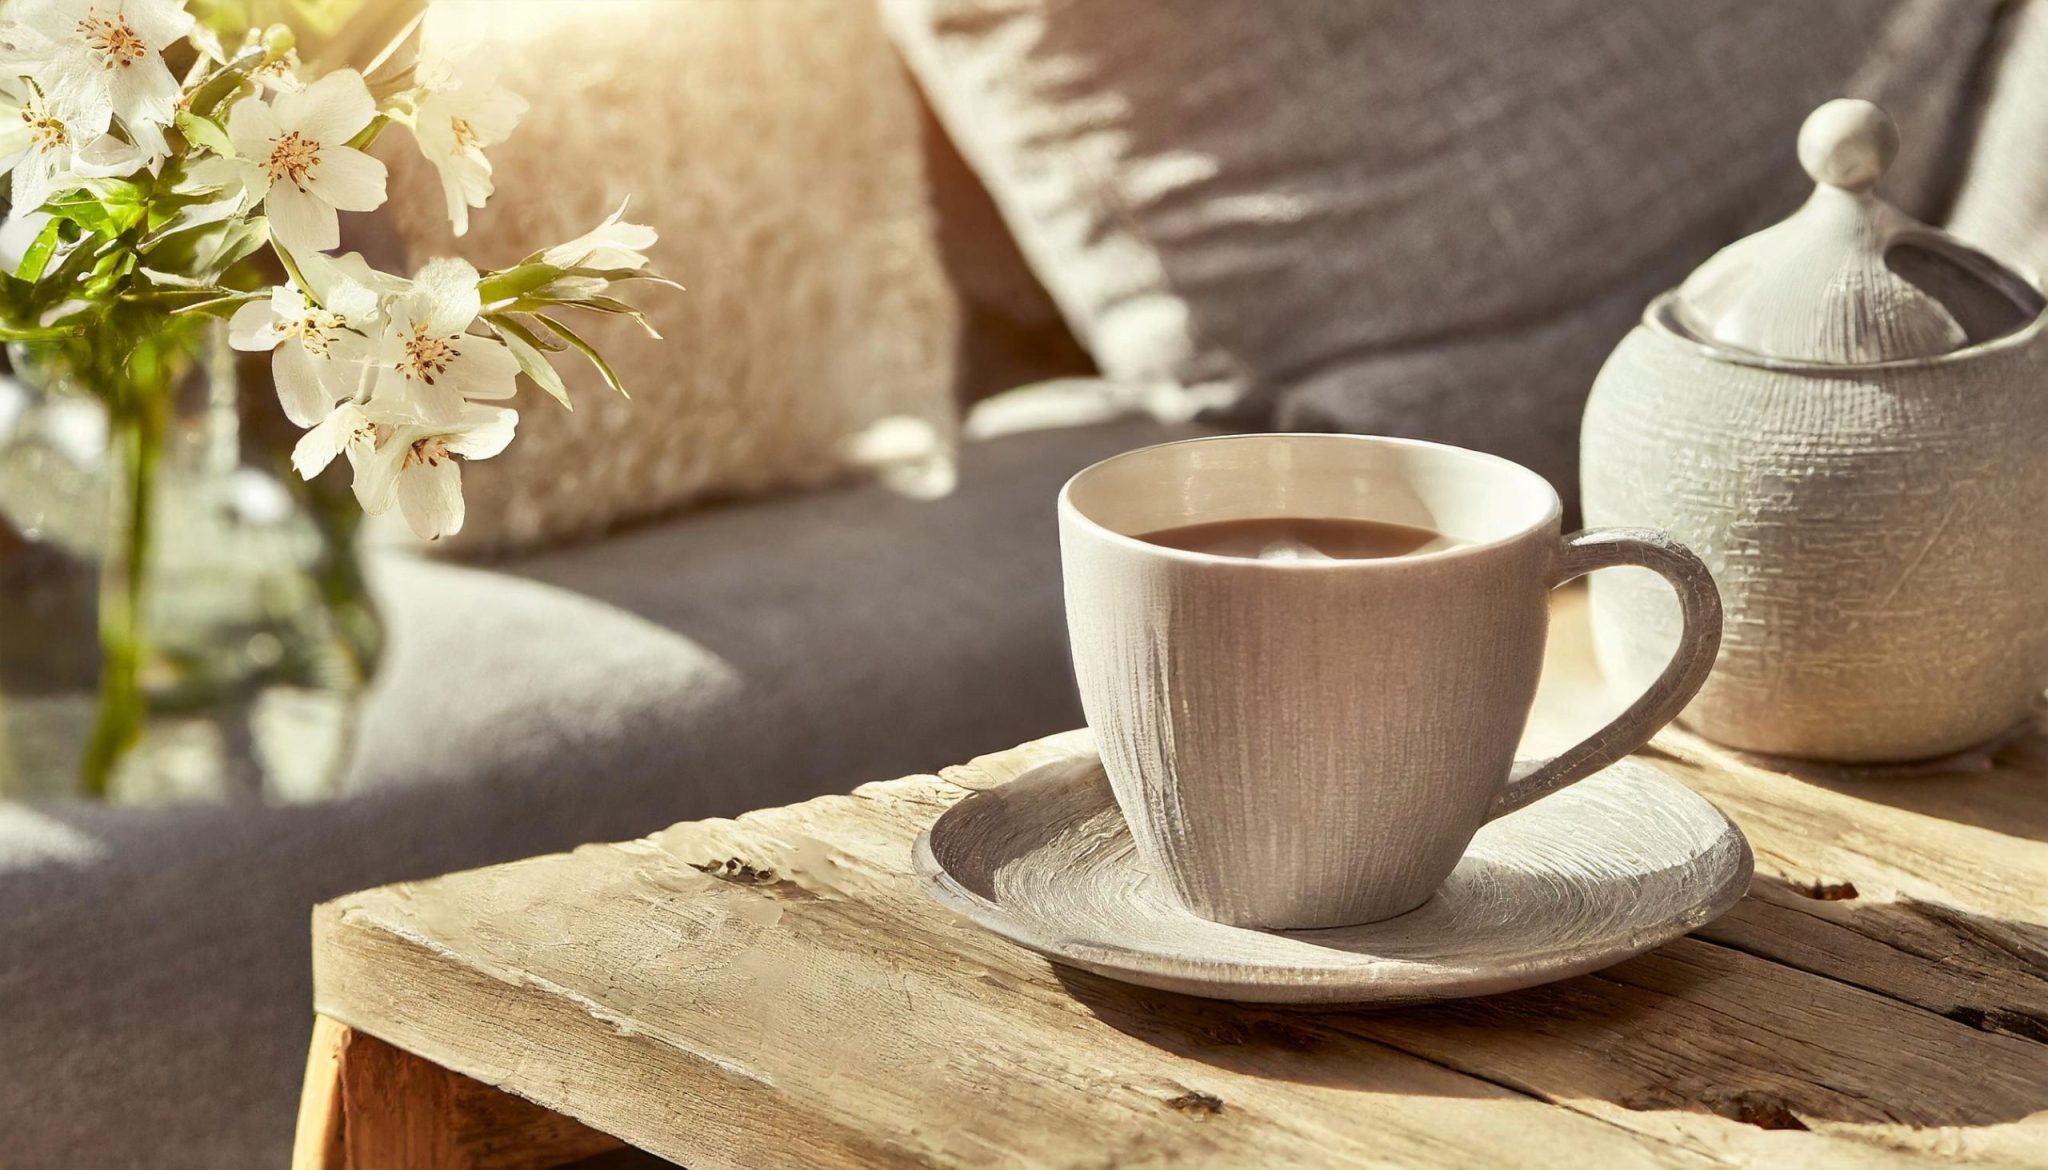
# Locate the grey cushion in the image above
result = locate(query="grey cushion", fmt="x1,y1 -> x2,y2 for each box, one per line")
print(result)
0,413 -> 1197,1170
883,0 -> 1998,497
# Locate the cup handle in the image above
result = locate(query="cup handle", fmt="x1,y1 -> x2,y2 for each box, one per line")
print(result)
1488,527 -> 1722,820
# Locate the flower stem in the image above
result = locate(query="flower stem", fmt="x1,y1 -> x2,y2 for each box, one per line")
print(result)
79,398 -> 163,798
273,240 -> 320,308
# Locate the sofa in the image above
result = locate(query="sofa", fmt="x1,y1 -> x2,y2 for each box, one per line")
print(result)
4,1 -> 2045,1167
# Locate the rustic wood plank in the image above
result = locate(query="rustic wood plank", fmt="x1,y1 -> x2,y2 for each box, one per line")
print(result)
318,848 -> 1721,1170
751,757 -> 2048,1153
317,760 -> 2046,1169
308,588 -> 2048,1169
1538,589 -> 2048,1040
291,1015 -> 630,1170
291,1015 -> 349,1170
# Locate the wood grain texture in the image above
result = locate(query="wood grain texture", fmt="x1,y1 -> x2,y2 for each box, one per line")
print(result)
290,1016 -> 629,1170
915,755 -> 1749,1004
307,589 -> 2048,1168
308,589 -> 2048,1169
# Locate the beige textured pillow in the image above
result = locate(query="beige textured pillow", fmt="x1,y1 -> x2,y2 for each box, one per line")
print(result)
883,0 -> 1996,495
1950,0 -> 2048,279
375,0 -> 961,553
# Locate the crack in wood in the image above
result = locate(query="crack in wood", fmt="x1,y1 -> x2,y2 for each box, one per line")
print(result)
1700,1089 -> 1810,1132
1163,1090 -> 1224,1117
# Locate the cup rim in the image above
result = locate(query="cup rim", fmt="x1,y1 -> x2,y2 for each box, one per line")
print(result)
1058,432 -> 1564,570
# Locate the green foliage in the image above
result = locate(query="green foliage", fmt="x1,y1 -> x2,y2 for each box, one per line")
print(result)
484,313 -> 572,410
174,110 -> 235,156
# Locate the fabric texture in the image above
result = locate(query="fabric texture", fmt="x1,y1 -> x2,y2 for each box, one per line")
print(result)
882,0 -> 2003,496
1950,0 -> 2048,279
0,411 -> 1203,1170
374,0 -> 961,553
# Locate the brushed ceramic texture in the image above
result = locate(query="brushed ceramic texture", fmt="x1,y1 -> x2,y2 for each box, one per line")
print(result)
914,753 -> 1754,1005
1669,102 -> 2041,365
1060,435 -> 1719,929
1583,305 -> 2048,761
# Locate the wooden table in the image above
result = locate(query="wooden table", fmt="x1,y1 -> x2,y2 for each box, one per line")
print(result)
293,591 -> 2048,1169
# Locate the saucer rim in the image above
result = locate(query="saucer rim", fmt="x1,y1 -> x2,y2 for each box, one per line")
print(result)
912,757 -> 1754,1006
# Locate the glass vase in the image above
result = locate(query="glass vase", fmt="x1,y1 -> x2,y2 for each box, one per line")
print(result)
0,324 -> 381,802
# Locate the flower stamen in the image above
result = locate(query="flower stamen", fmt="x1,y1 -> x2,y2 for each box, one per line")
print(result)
21,105 -> 67,151
262,131 -> 322,190
286,309 -> 351,358
403,436 -> 452,469
400,323 -> 460,386
78,11 -> 148,70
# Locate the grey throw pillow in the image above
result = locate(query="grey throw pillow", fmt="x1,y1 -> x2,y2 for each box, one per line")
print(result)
883,0 -> 1998,498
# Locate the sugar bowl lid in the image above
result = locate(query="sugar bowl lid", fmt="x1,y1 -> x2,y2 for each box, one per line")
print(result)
1668,99 -> 2045,364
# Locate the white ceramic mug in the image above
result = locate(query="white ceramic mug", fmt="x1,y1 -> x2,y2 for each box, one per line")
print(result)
1059,434 -> 1722,929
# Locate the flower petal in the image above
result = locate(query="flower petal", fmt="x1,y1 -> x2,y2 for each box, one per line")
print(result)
542,201 -> 656,270
277,68 -> 374,146
292,402 -> 363,479
431,150 -> 488,237
105,53 -> 181,152
396,456 -> 464,540
273,341 -> 336,427
376,360 -> 468,425
264,181 -> 339,253
443,336 -> 520,401
121,0 -> 198,48
34,59 -> 113,139
225,96 -> 282,169
346,435 -> 402,513
307,145 -> 386,212
69,133 -> 146,176
228,296 -> 283,351
445,406 -> 517,460
412,258 -> 481,335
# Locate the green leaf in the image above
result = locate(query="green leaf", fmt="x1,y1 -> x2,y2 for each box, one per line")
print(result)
165,289 -> 267,319
186,46 -> 267,117
572,267 -> 684,291
530,314 -> 629,399
510,313 -> 567,351
0,321 -> 84,342
141,216 -> 269,287
175,110 -> 235,156
42,179 -> 149,236
485,316 -> 572,410
565,296 -> 662,339
13,217 -> 64,282
477,262 -> 566,305
344,113 -> 389,152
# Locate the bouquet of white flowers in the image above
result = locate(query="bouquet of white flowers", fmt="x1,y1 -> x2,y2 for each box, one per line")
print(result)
0,0 -> 669,795
0,0 -> 668,540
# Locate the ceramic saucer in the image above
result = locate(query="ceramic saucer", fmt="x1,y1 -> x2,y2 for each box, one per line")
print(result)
914,753 -> 1751,1005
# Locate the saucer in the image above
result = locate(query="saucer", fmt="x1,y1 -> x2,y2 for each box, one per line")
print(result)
914,754 -> 1751,1005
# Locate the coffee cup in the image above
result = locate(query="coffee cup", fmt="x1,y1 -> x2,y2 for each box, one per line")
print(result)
1059,434 -> 1721,928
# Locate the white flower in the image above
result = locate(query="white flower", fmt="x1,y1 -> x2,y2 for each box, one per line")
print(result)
6,0 -> 191,159
369,257 -> 519,423
0,77 -> 145,208
409,4 -> 525,236
290,398 -> 374,480
228,255 -> 386,426
293,399 -> 515,540
251,48 -> 303,95
540,201 -> 656,272
226,69 -> 387,254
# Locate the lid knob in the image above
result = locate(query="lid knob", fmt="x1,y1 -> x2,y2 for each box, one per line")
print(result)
1797,99 -> 1898,193
1665,98 -> 2044,364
